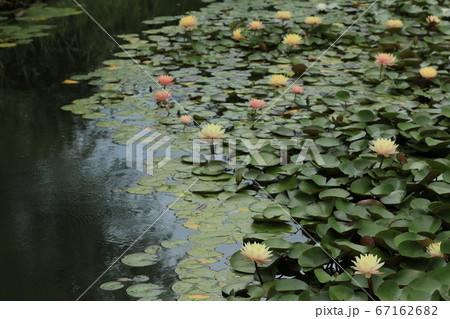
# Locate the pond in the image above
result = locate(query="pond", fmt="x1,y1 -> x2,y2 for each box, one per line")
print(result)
2,0 -> 449,302
0,0 -> 204,301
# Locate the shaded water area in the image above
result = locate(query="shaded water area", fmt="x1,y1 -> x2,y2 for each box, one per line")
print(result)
0,0 -> 204,300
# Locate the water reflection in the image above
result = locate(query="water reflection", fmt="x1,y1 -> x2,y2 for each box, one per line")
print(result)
0,0 -> 204,300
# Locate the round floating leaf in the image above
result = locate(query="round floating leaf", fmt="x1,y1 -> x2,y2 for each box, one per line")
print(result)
126,186 -> 153,194
408,215 -> 441,234
297,247 -> 330,268
121,253 -> 158,267
335,90 -> 350,101
380,190 -> 406,205
229,251 -> 255,274
133,275 -> 150,282
314,269 -> 332,283
428,182 -> 450,195
263,238 -> 292,251
250,152 -> 280,167
354,110 -> 376,122
172,281 -> 195,294
397,241 -> 428,258
329,285 -> 354,301
440,239 -> 450,254
262,206 -> 285,219
393,269 -> 425,286
100,281 -> 124,291
315,137 -> 341,147
319,188 -> 350,200
274,279 -> 309,292
350,177 -> 372,195
144,245 -> 160,254
126,283 -> 162,298
161,239 -> 189,249
191,184 -> 223,194
377,280 -> 401,301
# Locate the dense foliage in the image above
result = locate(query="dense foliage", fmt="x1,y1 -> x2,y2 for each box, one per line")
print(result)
60,0 -> 449,301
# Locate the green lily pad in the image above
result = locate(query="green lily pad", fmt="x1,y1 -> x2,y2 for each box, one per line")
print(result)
100,281 -> 125,291
121,253 -> 158,267
126,283 -> 162,298
161,239 -> 190,249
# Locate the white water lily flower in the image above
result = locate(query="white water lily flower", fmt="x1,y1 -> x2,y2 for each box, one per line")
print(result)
317,3 -> 327,11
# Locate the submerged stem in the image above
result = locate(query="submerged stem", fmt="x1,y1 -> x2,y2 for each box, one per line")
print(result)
379,156 -> 385,168
367,277 -> 376,300
210,140 -> 215,161
254,261 -> 264,285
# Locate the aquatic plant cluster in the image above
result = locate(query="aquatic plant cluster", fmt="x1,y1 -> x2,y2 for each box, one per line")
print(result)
0,3 -> 81,47
62,0 -> 449,301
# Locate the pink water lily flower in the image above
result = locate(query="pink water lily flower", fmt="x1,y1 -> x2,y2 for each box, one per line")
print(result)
155,91 -> 170,101
157,75 -> 175,86
291,85 -> 304,94
375,53 -> 397,67
249,99 -> 265,110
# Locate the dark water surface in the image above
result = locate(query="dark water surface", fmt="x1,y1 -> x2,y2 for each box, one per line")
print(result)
0,0 -> 204,300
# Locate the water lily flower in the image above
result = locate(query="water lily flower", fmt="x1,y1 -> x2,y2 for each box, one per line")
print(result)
369,138 -> 399,157
157,75 -> 175,87
180,115 -> 193,124
351,254 -> 385,279
249,99 -> 265,110
179,15 -> 198,30
240,242 -> 273,266
375,53 -> 397,67
198,123 -> 225,141
276,11 -> 291,20
249,21 -> 263,30
426,15 -> 441,26
426,242 -> 445,258
387,19 -> 403,28
291,85 -> 304,94
420,67 -> 438,79
269,74 -> 288,87
232,29 -> 245,41
283,33 -> 302,47
305,16 -> 322,25
154,90 -> 170,101
317,3 -> 327,12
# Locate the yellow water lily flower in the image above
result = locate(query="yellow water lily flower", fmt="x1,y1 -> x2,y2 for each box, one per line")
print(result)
240,242 -> 273,265
427,242 -> 445,258
369,138 -> 398,157
387,19 -> 403,28
283,33 -> 302,47
426,15 -> 440,26
276,11 -> 292,20
420,67 -> 438,79
179,15 -> 198,30
305,16 -> 322,25
249,21 -> 263,30
232,29 -> 245,41
351,254 -> 385,279
180,115 -> 193,124
369,138 -> 399,157
269,74 -> 288,87
198,123 -> 225,141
